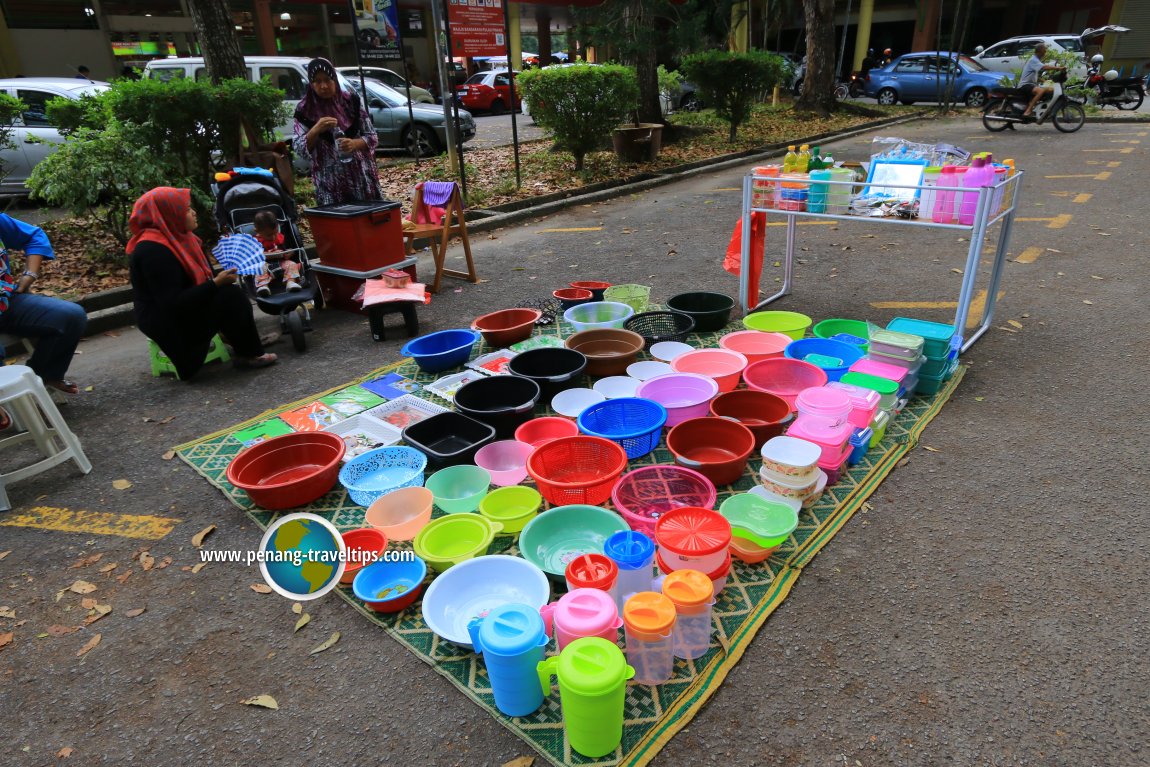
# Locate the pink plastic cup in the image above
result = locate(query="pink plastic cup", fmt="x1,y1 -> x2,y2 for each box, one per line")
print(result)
474,440 -> 535,487
670,348 -> 748,393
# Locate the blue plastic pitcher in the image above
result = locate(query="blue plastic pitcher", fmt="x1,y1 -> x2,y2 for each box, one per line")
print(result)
603,530 -> 655,613
468,603 -> 550,717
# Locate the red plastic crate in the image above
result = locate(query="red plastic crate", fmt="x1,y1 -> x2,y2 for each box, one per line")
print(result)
303,200 -> 406,272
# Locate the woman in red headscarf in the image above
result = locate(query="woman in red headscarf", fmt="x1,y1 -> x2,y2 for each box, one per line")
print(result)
128,187 -> 276,380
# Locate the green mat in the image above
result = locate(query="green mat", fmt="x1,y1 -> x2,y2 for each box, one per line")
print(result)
176,313 -> 963,767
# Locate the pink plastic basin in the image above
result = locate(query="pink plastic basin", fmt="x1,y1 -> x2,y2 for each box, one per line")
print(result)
635,373 -> 720,427
718,330 -> 792,365
671,348 -> 749,393
474,440 -> 535,486
742,358 -> 829,410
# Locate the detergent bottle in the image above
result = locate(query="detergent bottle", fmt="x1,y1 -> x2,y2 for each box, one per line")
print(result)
959,156 -> 990,226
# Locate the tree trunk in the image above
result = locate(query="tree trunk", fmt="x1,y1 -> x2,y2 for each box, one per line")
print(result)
623,0 -> 663,125
186,0 -> 248,84
794,0 -> 837,117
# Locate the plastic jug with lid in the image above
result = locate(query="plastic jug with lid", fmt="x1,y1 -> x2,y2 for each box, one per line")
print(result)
959,156 -> 991,225
565,553 -> 618,602
468,603 -> 550,717
932,166 -> 959,224
537,637 -> 635,757
540,587 -> 623,650
603,530 -> 655,614
622,591 -> 677,685
661,569 -> 716,660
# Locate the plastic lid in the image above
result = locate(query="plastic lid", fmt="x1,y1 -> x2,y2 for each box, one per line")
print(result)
555,636 -> 633,695
654,507 -> 732,558
849,427 -> 874,446
789,415 -> 852,445
604,530 -> 655,569
841,371 -> 899,396
719,494 -> 799,543
795,386 -> 852,418
826,381 -> 881,409
622,592 -> 676,635
661,570 -> 714,608
555,588 -> 619,635
565,554 -> 618,591
870,327 -> 924,351
887,317 -> 955,343
475,603 -> 548,657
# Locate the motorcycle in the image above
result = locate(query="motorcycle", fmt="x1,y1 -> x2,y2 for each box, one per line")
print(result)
982,69 -> 1085,133
1085,55 -> 1145,110
848,70 -> 867,98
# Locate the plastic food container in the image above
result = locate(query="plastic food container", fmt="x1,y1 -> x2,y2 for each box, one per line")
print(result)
507,347 -> 588,400
412,513 -> 503,572
635,373 -> 720,427
719,493 -> 799,549
623,592 -> 677,685
402,411 -> 496,470
471,308 -> 542,348
920,348 -> 959,377
818,451 -> 849,486
747,485 -> 803,512
787,416 -> 853,462
718,330 -> 792,365
826,381 -> 882,429
757,464 -> 820,500
870,409 -> 891,446
526,436 -> 629,507
868,327 -> 924,361
742,358 -> 828,410
479,485 -> 543,534
564,329 -> 645,377
339,527 -> 387,585
611,465 -> 717,536
661,569 -> 715,660
365,486 -> 434,541
760,435 -> 822,478
887,317 -> 955,358
226,431 -> 346,510
577,397 -> 667,460
654,506 -> 732,574
795,386 -> 853,426
784,337 -> 864,382
563,301 -> 635,332
848,427 -> 873,466
840,371 -> 900,411
424,464 -> 492,514
666,417 -> 756,487
338,445 -> 426,507
848,357 -> 909,385
454,375 -> 541,439
665,291 -> 735,332
800,469 -> 830,508
421,555 -> 550,648
742,310 -> 812,340
400,329 -> 481,373
869,352 -> 925,377
670,348 -> 749,393
515,416 -> 580,447
709,389 -> 792,451
351,555 -> 427,613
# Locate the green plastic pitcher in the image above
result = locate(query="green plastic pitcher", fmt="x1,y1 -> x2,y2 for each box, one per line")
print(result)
537,637 -> 635,757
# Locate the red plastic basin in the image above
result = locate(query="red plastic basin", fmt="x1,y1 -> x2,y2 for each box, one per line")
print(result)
226,432 -> 346,510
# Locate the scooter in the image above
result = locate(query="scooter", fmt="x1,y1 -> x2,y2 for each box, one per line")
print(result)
982,69 -> 1085,133
1086,54 -> 1145,110
848,70 -> 867,98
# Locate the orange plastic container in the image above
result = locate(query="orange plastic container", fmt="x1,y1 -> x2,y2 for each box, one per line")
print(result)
340,527 -> 387,584
365,486 -> 434,541
304,200 -> 405,272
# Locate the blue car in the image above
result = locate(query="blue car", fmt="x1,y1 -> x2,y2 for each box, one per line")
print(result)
865,51 -> 1003,107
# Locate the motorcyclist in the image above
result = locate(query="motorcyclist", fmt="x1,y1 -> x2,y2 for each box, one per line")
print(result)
861,49 -> 878,74
882,48 -> 893,66
1020,43 -> 1065,119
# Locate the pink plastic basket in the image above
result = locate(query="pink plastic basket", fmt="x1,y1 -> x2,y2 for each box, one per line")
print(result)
742,358 -> 828,410
611,464 -> 718,535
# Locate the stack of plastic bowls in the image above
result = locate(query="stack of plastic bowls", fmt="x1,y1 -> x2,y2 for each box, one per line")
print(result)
653,507 -> 732,598
887,317 -> 959,395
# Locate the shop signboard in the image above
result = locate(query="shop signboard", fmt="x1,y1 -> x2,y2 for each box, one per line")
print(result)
349,0 -> 402,62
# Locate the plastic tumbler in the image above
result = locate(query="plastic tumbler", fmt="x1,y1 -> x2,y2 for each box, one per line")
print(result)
662,569 -> 715,660
537,637 -> 635,757
468,603 -> 550,717
622,591 -> 677,685
565,553 -> 618,602
603,530 -> 656,614
540,588 -> 623,651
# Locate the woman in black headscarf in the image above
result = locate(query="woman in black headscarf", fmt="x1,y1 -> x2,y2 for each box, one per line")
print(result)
292,58 -> 382,206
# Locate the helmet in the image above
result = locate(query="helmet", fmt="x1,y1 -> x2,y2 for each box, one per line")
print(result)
883,48 -> 891,55
868,48 -> 874,55
1105,69 -> 1119,81
1091,54 -> 1104,64
974,45 -> 984,54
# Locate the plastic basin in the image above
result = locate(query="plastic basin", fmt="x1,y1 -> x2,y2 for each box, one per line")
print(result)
402,411 -> 496,471
743,310 -> 812,340
400,329 -> 481,373
424,464 -> 492,513
338,445 -> 427,507
478,485 -> 543,534
718,330 -> 792,365
420,555 -> 551,648
569,281 -> 612,301
784,338 -> 864,382
515,416 -> 579,447
670,348 -> 748,393
666,291 -> 735,332
554,287 -> 594,310
666,417 -> 755,487
351,555 -> 427,613
226,431 -> 346,510
454,375 -> 541,438
813,318 -> 870,347
507,347 -> 588,400
564,329 -> 645,377
634,373 -> 720,427
471,308 -> 542,348
412,514 -> 504,573
364,486 -> 434,541
709,390 -> 792,451
563,301 -> 635,332
340,527 -> 388,584
518,504 -> 631,580
611,464 -> 717,535
742,358 -> 829,410
474,440 -> 535,487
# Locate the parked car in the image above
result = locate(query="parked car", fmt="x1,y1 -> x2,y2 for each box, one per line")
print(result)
0,77 -> 109,195
455,69 -> 522,114
865,52 -> 1003,106
337,66 -> 434,104
349,78 -> 475,157
971,26 -> 1129,81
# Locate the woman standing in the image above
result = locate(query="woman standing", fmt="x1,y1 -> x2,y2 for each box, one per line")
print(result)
128,188 -> 276,380
293,58 -> 382,206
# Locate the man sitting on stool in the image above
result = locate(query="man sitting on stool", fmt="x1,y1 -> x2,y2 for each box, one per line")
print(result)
1021,44 -> 1065,119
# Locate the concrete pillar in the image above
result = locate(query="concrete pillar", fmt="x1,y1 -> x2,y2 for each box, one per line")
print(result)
729,2 -> 749,52
252,0 -> 277,56
911,0 -> 941,53
851,0 -> 875,70
1101,0 -> 1126,61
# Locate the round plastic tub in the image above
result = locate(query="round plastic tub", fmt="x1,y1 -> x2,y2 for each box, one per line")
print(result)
813,318 -> 870,347
666,292 -> 735,332
729,534 -> 780,564
424,464 -> 492,513
351,555 -> 427,613
563,301 -> 635,332
757,464 -> 819,500
420,555 -> 551,648
365,486 -> 434,540
666,417 -> 756,487
784,338 -> 864,382
569,281 -> 612,302
454,375 -> 541,438
742,358 -> 829,410
551,388 -> 606,419
526,435 -> 629,506
612,464 -> 717,535
471,308 -> 542,348
338,445 -> 427,507
718,330 -> 792,365
507,347 -> 588,400
564,329 -> 645,377
654,506 -> 732,574
474,440 -> 535,486
478,485 -> 543,534
576,397 -> 667,459
518,504 -> 630,580
709,389 -> 792,451
412,513 -> 504,572
603,284 -> 651,313
670,348 -> 749,393
227,431 -> 346,510
340,527 -> 387,584
655,548 -> 732,599
400,329 -> 481,373
795,386 -> 853,425
743,310 -> 812,340
553,287 -> 594,310
515,416 -> 579,447
593,376 -> 641,399
623,311 -> 695,348
635,373 -> 720,427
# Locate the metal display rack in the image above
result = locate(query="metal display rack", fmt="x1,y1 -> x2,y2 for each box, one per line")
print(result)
738,170 -> 1025,352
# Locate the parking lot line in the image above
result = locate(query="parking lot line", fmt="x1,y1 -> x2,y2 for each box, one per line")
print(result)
1016,213 -> 1072,229
0,506 -> 181,540
537,227 -> 603,233
870,290 -> 1003,328
1046,171 -> 1111,180
1083,148 -> 1134,154
1014,247 -> 1044,264
1073,193 -> 1092,204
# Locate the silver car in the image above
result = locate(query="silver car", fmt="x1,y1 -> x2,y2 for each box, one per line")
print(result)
349,79 -> 475,157
0,77 -> 109,195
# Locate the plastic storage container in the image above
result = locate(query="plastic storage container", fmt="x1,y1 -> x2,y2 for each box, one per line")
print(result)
868,327 -> 925,361
537,638 -> 635,758
870,409 -> 891,446
752,166 -> 780,209
919,166 -> 941,220
654,507 -> 732,574
795,386 -> 853,426
402,411 -> 496,471
303,200 -> 406,272
807,169 -> 831,213
565,553 -> 619,600
540,588 -> 623,651
760,434 -> 822,478
932,166 -> 960,224
786,416 -> 852,463
603,530 -> 656,613
661,569 -> 715,660
887,317 -> 956,359
849,357 -> 910,385
826,381 -> 882,430
840,372 -> 900,411
467,603 -> 550,717
623,592 -> 677,685
848,427 -> 873,465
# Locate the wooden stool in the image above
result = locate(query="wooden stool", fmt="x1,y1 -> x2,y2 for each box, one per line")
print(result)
368,302 -> 420,341
0,365 -> 92,511
149,335 -> 231,378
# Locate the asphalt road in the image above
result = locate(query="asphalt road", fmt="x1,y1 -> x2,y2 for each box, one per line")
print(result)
2,115 -> 1148,766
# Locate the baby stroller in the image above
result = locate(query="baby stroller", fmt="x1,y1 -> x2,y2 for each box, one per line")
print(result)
212,169 -> 323,352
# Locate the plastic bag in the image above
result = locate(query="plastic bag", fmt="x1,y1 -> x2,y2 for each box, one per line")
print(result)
723,212 -> 766,308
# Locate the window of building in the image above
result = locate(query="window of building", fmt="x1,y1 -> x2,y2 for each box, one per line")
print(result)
0,0 -> 100,30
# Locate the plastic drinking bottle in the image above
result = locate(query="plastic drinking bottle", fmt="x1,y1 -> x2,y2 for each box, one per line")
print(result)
808,145 -> 823,171
623,592 -> 677,685
959,156 -> 988,225
662,569 -> 715,660
537,637 -> 635,758
919,166 -> 941,220
797,144 -> 811,173
783,145 -> 798,173
565,553 -> 618,603
468,603 -> 550,717
331,126 -> 353,164
932,166 -> 958,224
603,530 -> 656,614
539,588 -> 623,651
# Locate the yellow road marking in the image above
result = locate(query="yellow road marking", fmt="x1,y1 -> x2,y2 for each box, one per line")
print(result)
1073,193 -> 1092,204
764,221 -> 838,227
1016,213 -> 1072,229
1083,147 -> 1133,153
1109,139 -> 1141,144
1100,131 -> 1147,136
1108,161 -> 1122,168
0,506 -> 181,540
1045,171 -> 1111,180
870,290 -> 1003,328
1014,247 -> 1044,264
537,227 -> 603,233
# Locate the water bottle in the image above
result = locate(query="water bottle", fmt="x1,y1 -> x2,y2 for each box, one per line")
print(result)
808,145 -> 823,171
603,530 -> 655,614
783,145 -> 798,173
662,569 -> 715,660
468,603 -> 550,717
537,637 -> 635,757
331,126 -> 353,164
622,592 -> 677,685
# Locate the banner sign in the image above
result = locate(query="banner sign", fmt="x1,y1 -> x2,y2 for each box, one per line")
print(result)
446,0 -> 506,58
349,0 -> 402,62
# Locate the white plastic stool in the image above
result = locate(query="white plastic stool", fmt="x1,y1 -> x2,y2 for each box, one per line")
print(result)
0,365 -> 91,511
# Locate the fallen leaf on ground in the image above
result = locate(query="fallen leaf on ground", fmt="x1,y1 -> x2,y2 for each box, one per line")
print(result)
250,584 -> 273,594
158,416 -> 176,425
950,268 -> 963,274
1007,320 -> 1023,329
242,694 -> 279,709
156,557 -> 172,570
125,608 -> 146,618
47,625 -> 80,637
0,632 -> 12,649
161,450 -> 175,461
190,562 -> 207,574
140,553 -> 155,571
69,580 -> 97,595
291,602 -> 302,615
0,551 -> 9,560
923,446 -> 940,453
294,614 -> 311,633
1083,300 -> 1094,305
80,598 -> 98,610
98,563 -> 117,573
191,525 -> 216,548
112,479 -> 132,490
0,607 -> 15,619
70,553 -> 103,568
76,633 -> 101,658
309,632 -> 340,655
1090,275 -> 1103,280
896,458 -> 910,469
502,758 -> 536,767
116,570 -> 133,585
84,605 -> 112,625
83,385 -> 94,392
57,747 -> 74,758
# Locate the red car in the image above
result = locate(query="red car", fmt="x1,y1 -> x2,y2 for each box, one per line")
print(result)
455,69 -> 522,114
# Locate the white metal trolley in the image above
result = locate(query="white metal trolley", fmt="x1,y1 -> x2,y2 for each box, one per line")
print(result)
738,170 -> 1025,352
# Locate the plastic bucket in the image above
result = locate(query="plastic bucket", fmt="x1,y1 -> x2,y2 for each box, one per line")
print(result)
454,375 -> 541,439
507,348 -> 588,400
665,292 -> 735,332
